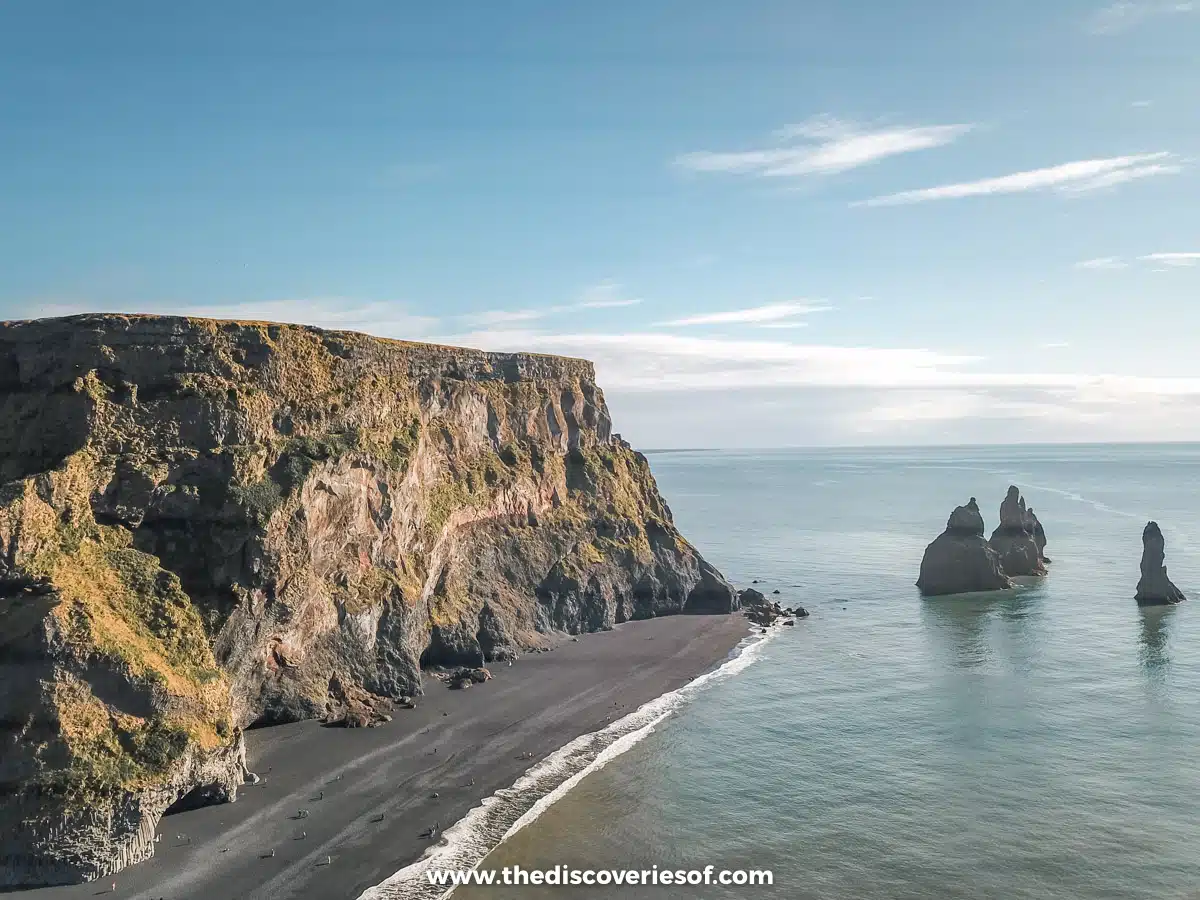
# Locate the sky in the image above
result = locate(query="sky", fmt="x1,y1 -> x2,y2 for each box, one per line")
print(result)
2,1 -> 1199,448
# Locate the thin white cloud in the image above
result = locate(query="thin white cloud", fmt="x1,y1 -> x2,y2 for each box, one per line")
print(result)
441,328 -> 982,390
1085,1 -> 1195,35
1075,253 -> 1200,271
1058,160 -> 1183,193
1075,256 -> 1129,270
858,153 -> 1180,206
1039,341 -> 1072,349
439,328 -> 1200,411
675,115 -> 972,179
464,308 -> 547,326
660,302 -> 831,327
858,391 -> 1085,426
575,281 -> 642,309
1138,252 -> 1200,267
460,282 -> 642,326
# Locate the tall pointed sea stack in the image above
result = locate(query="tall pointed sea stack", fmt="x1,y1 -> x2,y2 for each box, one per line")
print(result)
988,485 -> 1047,577
917,497 -> 1014,596
1135,521 -> 1186,606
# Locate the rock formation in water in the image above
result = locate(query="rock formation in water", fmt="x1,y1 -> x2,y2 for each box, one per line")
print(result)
0,314 -> 737,886
1024,505 -> 1050,564
1135,521 -> 1186,606
988,486 -> 1047,577
916,497 -> 1014,596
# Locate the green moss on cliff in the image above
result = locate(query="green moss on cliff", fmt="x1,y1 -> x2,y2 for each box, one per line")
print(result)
0,457 -> 230,801
0,314 -> 712,831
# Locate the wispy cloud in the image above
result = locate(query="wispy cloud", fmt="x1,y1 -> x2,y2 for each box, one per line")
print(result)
660,302 -> 831,327
857,153 -> 1181,207
1075,252 -> 1200,271
460,282 -> 642,326
1085,1 -> 1195,35
1075,256 -> 1129,270
442,328 -> 982,391
675,115 -> 972,179
440,328 -> 1200,409
1139,252 -> 1200,267
1039,341 -> 1072,349
575,281 -> 642,309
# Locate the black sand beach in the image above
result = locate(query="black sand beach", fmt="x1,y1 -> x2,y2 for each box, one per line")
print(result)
22,614 -> 748,900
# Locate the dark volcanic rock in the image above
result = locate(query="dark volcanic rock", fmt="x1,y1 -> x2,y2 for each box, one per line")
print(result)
988,486 -> 1047,577
1135,521 -> 1186,606
917,498 -> 1014,596
1025,506 -> 1050,564
738,588 -> 768,607
0,314 -> 738,886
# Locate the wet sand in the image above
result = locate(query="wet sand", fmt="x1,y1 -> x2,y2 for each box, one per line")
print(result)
25,614 -> 748,900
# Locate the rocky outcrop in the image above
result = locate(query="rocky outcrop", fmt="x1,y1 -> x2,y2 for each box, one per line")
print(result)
1024,506 -> 1050,564
0,314 -> 737,885
988,486 -> 1047,577
917,498 -> 1014,596
738,588 -> 767,608
0,732 -> 249,886
1135,521 -> 1186,606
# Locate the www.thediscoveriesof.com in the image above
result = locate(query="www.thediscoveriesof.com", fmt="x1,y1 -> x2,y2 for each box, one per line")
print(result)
426,864 -> 774,887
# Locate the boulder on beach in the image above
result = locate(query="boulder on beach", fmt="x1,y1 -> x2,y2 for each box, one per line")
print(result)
917,498 -> 1014,596
988,486 -> 1047,577
1135,521 -> 1186,606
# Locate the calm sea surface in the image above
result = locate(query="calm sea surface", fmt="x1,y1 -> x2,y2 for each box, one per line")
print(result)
455,444 -> 1200,900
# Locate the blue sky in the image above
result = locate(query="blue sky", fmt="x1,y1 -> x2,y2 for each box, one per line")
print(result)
2,1 -> 1199,446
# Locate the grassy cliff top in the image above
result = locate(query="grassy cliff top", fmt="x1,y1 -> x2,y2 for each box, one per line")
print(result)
0,313 -> 595,380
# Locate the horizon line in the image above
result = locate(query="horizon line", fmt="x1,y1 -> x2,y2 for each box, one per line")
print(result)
639,439 -> 1200,453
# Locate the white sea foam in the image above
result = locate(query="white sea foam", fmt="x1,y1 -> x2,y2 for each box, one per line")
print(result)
355,625 -> 778,900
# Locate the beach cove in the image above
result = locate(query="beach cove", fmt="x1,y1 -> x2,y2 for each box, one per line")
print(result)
22,614 -> 749,900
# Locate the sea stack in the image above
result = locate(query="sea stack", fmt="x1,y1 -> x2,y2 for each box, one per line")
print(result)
917,497 -> 1014,596
988,486 -> 1047,577
1024,506 -> 1050,564
1135,521 -> 1186,606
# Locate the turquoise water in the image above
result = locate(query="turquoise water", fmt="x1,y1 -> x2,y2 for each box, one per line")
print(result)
458,444 -> 1200,899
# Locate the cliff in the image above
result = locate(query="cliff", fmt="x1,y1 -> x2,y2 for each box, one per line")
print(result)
0,314 -> 736,886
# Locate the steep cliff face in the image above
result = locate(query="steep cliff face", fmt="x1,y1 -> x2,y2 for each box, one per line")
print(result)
0,314 -> 736,886
917,498 -> 1014,597
988,485 -> 1047,577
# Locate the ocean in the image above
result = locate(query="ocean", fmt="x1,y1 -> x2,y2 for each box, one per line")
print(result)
376,444 -> 1200,900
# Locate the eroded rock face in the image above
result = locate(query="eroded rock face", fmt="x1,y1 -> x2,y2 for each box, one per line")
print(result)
988,486 -> 1047,577
1135,521 -> 1186,606
917,498 -> 1014,596
1025,506 -> 1050,563
0,314 -> 736,885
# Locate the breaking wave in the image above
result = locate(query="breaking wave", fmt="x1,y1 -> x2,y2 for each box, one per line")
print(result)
356,625 -> 778,900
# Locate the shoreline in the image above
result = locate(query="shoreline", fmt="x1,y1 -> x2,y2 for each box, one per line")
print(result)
21,614 -> 751,900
